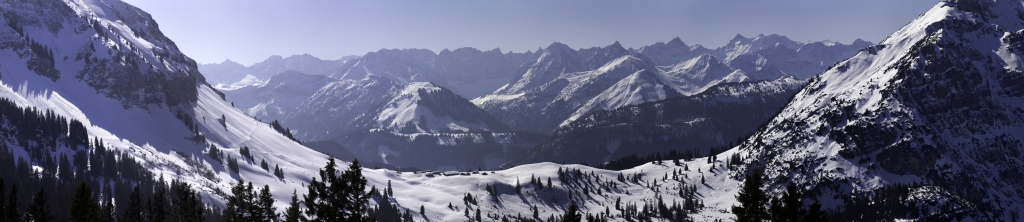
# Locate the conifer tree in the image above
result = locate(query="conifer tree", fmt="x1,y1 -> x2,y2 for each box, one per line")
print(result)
420,205 -> 425,216
27,189 -> 52,222
0,179 -> 5,222
100,199 -> 116,222
732,168 -> 768,222
151,178 -> 168,222
561,202 -> 582,222
172,181 -> 205,222
781,183 -> 803,222
284,189 -> 304,222
222,180 -> 252,222
69,182 -> 98,222
122,185 -> 144,222
257,185 -> 277,221
6,184 -> 19,222
387,180 -> 394,197
304,157 -> 372,221
515,179 -> 522,194
803,200 -> 827,222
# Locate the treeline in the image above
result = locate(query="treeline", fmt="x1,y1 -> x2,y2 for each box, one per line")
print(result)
269,120 -> 300,143
597,136 -> 745,171
732,168 -> 827,222
221,157 -> 409,222
0,97 -> 221,221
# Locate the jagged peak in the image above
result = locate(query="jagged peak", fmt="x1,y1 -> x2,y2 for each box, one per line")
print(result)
546,42 -> 572,51
608,41 -> 624,49
731,34 -> 747,43
667,37 -> 687,47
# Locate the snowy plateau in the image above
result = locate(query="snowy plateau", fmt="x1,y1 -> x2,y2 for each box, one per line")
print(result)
0,0 -> 1021,221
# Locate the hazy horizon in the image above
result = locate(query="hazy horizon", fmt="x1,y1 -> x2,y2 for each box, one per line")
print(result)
123,0 -> 939,66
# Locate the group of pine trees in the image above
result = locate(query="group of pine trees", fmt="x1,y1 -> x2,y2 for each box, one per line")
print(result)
0,97 -> 230,221
733,168 -> 826,222
269,120 -> 300,143
0,173 -> 219,222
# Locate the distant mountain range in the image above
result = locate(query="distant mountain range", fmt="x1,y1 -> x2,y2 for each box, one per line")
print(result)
219,34 -> 871,170
5,0 -> 1024,220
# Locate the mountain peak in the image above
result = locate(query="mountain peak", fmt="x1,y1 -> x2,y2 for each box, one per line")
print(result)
735,0 -> 1024,218
730,34 -> 748,43
667,37 -> 686,47
546,42 -> 571,50
609,41 -> 623,48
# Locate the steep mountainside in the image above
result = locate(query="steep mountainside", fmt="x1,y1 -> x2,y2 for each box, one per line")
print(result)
474,48 -> 667,133
734,0 -> 1024,220
509,78 -> 804,167
324,82 -> 544,171
0,0 -> 340,212
659,54 -> 740,95
222,70 -> 334,123
280,75 -> 404,141
352,82 -> 512,134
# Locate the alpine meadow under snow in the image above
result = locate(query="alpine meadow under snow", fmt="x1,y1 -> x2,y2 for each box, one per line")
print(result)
0,0 -> 1022,221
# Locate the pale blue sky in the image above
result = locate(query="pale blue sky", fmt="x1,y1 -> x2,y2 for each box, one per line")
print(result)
122,0 -> 940,66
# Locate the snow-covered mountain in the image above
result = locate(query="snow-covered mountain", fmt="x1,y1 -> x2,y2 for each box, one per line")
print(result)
353,82 -> 512,134
0,0 -> 340,212
222,70 -> 334,123
714,34 -> 872,79
636,37 -> 703,66
731,0 -> 1024,220
332,47 -> 539,99
659,54 -> 740,95
198,54 -> 356,88
476,36 -> 869,134
222,72 -> 534,170
281,75 -> 404,141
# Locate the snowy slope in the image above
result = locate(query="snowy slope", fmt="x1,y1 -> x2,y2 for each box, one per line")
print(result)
223,70 -> 334,123
475,51 -> 662,133
332,82 -> 535,170
730,0 -> 1024,220
561,68 -> 683,128
285,75 -> 404,141
660,54 -> 743,95
0,0 -> 340,212
358,82 -> 511,134
716,34 -> 872,80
